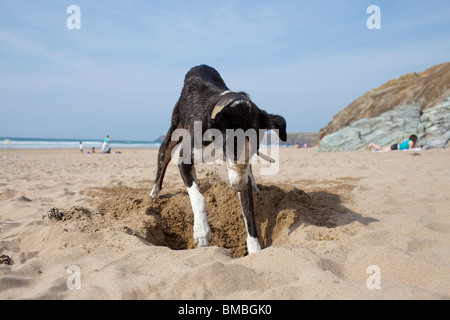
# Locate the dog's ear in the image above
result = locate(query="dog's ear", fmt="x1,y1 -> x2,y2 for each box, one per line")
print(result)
207,119 -> 216,130
260,111 -> 287,142
209,111 -> 229,132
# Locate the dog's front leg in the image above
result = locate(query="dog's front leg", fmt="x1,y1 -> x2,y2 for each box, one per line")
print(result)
179,162 -> 211,247
238,179 -> 261,254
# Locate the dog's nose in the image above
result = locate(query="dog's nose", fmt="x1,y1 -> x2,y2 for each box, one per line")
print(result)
227,164 -> 248,191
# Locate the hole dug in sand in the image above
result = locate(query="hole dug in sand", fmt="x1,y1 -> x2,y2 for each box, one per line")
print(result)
58,179 -> 372,258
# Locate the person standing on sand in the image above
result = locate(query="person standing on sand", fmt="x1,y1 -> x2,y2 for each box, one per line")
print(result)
102,134 -> 111,153
79,141 -> 83,153
368,135 -> 418,152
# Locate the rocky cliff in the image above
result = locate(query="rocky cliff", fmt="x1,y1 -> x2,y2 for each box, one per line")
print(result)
317,98 -> 450,152
318,62 -> 450,141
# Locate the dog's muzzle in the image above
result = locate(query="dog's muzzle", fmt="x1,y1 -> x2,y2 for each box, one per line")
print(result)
227,163 -> 249,191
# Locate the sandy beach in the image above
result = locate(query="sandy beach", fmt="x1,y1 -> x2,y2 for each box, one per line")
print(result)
0,147 -> 449,299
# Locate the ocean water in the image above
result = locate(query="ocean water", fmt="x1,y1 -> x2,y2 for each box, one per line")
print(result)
0,137 -> 161,150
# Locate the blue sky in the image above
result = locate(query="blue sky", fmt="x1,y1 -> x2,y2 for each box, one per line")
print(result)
1,0 -> 449,140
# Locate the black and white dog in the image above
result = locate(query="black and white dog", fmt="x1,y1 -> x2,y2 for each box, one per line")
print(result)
150,65 -> 287,254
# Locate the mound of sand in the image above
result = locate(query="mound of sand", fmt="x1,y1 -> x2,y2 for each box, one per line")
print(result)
48,177 -> 366,258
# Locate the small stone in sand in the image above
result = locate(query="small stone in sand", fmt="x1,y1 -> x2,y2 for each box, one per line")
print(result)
0,254 -> 14,265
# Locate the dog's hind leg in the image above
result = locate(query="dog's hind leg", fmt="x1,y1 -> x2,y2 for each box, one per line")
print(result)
150,103 -> 181,198
150,132 -> 179,198
238,178 -> 261,255
179,162 -> 211,247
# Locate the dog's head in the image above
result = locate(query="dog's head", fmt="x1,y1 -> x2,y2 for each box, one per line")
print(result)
209,99 -> 287,191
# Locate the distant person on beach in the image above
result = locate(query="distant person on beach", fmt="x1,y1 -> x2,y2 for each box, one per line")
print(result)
294,142 -> 300,148
102,135 -> 111,153
368,135 -> 418,152
91,147 -> 95,153
79,141 -> 83,153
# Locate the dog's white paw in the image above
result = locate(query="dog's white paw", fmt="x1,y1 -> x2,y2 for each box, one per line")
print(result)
246,236 -> 261,254
150,184 -> 159,198
194,227 -> 211,247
